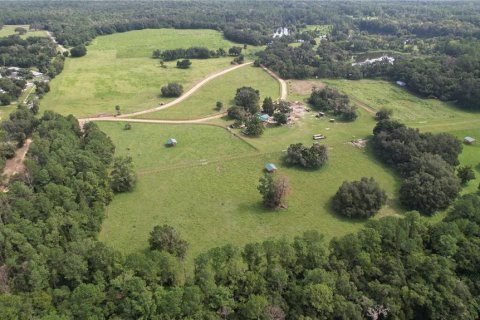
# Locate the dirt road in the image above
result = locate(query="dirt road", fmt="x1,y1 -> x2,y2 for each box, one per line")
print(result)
119,62 -> 254,118
261,66 -> 288,100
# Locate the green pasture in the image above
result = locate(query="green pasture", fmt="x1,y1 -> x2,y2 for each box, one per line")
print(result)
98,108 -> 401,265
42,29 -> 260,117
322,79 -> 479,127
138,65 -> 280,120
0,25 -> 47,38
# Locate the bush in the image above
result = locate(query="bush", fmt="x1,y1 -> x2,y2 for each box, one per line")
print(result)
149,225 -> 188,259
273,112 -> 288,125
227,105 -> 247,121
161,83 -> 183,97
70,45 -> 87,57
333,177 -> 387,218
375,108 -> 393,121
285,143 -> 328,169
176,59 -> 192,69
0,143 -> 16,159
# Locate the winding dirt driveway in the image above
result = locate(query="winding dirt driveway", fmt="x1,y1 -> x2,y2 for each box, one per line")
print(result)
78,62 -> 287,126
261,66 -> 288,100
118,62 -> 254,118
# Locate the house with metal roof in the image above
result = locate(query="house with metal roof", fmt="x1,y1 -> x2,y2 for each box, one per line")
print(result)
258,114 -> 270,122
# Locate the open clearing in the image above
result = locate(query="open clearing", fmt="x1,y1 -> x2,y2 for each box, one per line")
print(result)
0,25 -> 48,38
98,108 -> 401,265
42,29 -> 260,117
138,65 -> 280,120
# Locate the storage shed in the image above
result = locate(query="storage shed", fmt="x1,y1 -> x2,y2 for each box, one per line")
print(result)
166,138 -> 177,146
265,163 -> 277,173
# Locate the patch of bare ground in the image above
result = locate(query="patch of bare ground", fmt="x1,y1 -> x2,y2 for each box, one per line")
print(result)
1,138 -> 32,192
288,79 -> 326,96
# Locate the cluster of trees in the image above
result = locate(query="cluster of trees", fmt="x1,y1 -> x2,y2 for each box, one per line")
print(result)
332,177 -> 387,218
152,46 -> 244,62
0,77 -> 26,105
0,36 -> 58,72
309,87 -> 358,121
285,143 -> 328,169
261,97 -> 291,125
176,59 -> 191,69
160,83 -> 183,98
227,87 -> 262,134
372,119 -> 463,214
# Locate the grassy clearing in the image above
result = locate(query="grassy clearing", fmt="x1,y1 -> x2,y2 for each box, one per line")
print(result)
0,25 -> 47,38
42,29 -> 261,117
98,108 -> 401,265
301,25 -> 332,34
138,65 -> 280,120
322,79 -> 479,126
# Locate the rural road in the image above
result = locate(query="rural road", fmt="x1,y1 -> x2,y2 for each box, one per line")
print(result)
118,62 -> 254,118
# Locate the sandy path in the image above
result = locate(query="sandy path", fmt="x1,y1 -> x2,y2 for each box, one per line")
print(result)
1,138 -> 32,188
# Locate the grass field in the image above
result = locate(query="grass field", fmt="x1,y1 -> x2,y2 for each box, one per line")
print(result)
138,65 -> 280,120
42,29 -> 259,117
0,25 -> 47,38
98,108 -> 402,265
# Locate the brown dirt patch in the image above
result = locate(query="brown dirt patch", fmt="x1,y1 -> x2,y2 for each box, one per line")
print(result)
289,80 -> 326,96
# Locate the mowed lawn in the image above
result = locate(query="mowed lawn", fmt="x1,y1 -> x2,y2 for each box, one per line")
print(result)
0,25 -> 48,38
139,65 -> 280,120
42,29 -> 251,117
98,110 -> 401,265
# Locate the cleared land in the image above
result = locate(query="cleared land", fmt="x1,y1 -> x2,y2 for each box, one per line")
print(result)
138,65 -> 280,120
42,29 -> 258,117
99,76 -> 480,265
0,25 -> 48,38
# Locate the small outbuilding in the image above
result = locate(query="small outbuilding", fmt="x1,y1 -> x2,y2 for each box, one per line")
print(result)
265,163 -> 277,173
396,80 -> 406,87
166,138 -> 177,147
464,136 -> 476,145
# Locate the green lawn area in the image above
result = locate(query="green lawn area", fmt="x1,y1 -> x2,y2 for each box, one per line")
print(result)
42,29 -> 260,118
0,25 -> 47,38
98,108 -> 402,266
138,65 -> 280,120
301,25 -> 332,34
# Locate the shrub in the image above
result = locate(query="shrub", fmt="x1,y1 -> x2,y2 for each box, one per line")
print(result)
375,108 -> 393,121
110,156 -> 137,193
273,112 -> 288,125
161,83 -> 183,97
333,177 -> 387,218
70,45 -> 87,57
176,59 -> 192,69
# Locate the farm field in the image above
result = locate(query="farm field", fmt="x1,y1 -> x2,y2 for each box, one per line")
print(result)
138,65 -> 280,120
42,29 -> 258,118
98,108 -> 402,265
0,25 -> 48,38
